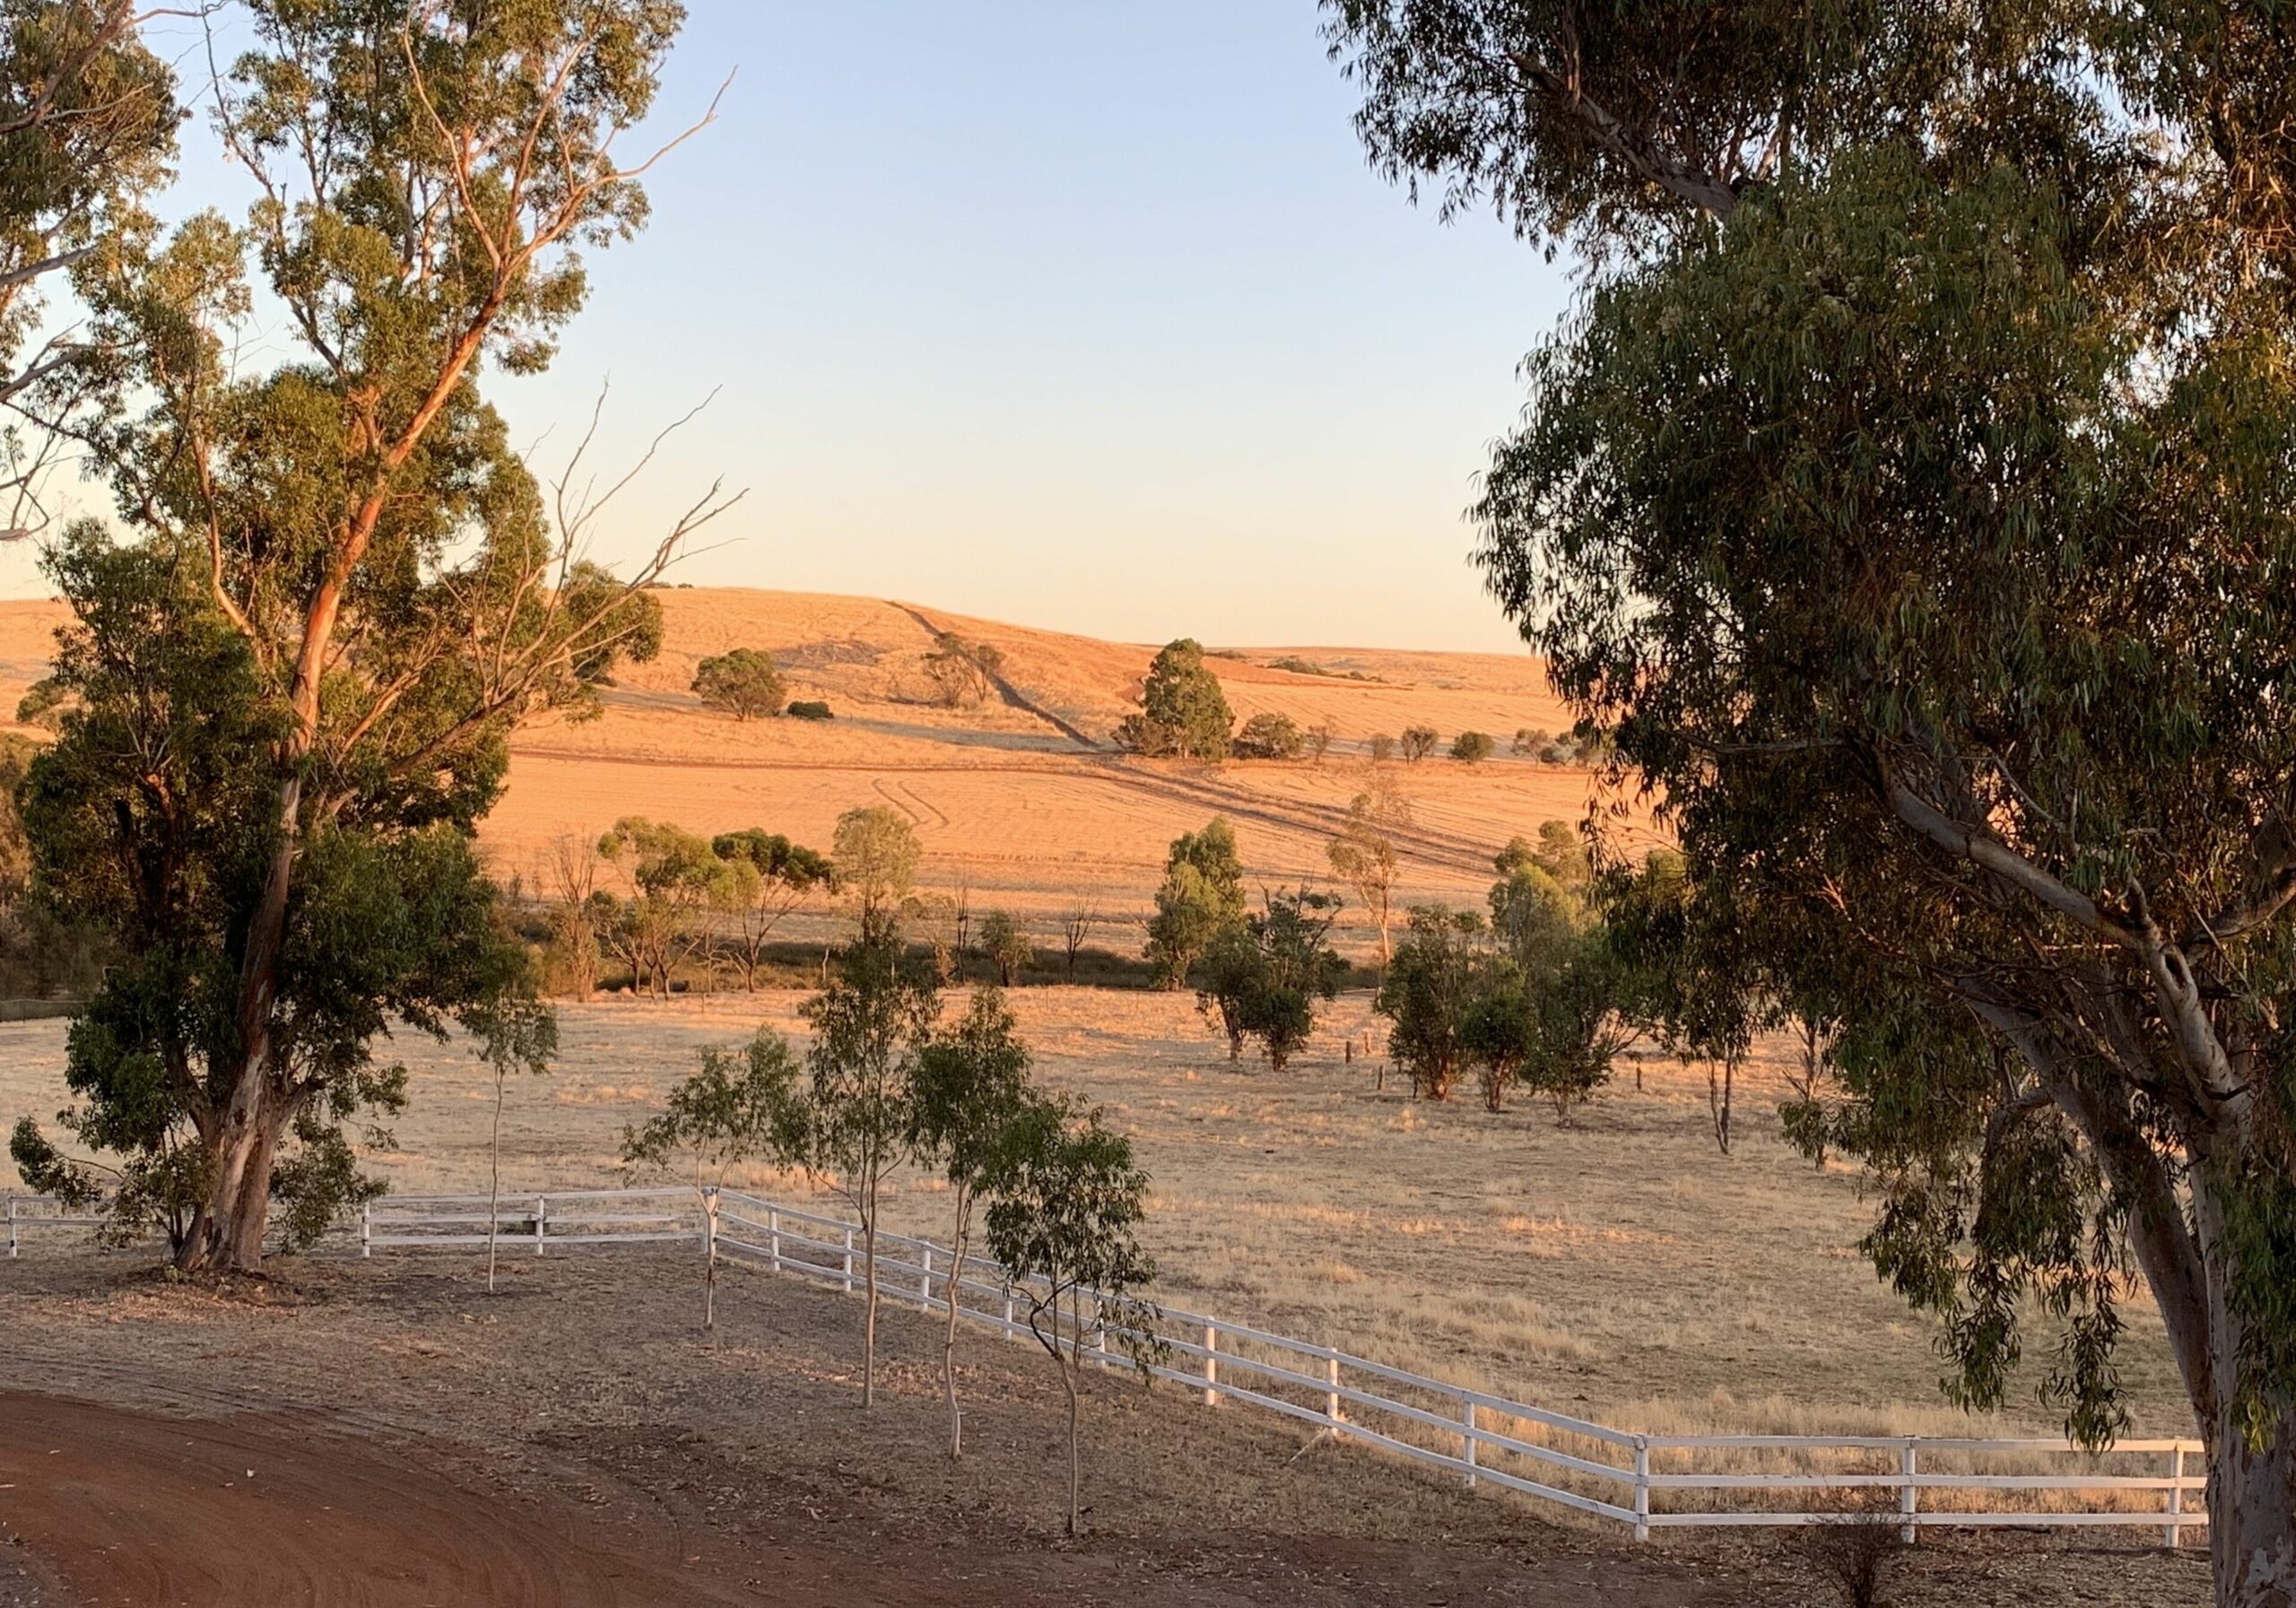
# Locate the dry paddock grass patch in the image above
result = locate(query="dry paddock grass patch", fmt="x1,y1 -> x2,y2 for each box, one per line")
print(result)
3,987 -> 2192,1444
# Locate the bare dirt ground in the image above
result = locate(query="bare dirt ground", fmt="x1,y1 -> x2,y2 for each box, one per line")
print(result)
0,1249 -> 2207,1607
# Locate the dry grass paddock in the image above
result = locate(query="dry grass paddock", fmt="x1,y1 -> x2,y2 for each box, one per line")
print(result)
1,986 -> 2192,1447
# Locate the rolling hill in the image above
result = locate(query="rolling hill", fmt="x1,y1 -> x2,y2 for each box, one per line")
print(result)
0,587 -> 1655,952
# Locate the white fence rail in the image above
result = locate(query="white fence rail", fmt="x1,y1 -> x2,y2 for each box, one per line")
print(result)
8,1187 -> 2208,1543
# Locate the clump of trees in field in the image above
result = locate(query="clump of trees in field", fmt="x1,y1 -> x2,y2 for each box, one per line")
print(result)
1230,710 -> 1304,761
923,633 -> 1004,708
1144,818 -> 1247,987
1115,639 -> 1232,760
1195,888 -> 1346,1071
1377,823 -> 1626,1117
692,648 -> 786,719
1141,817 -> 1347,1068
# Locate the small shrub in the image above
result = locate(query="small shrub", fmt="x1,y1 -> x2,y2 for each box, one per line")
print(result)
1231,711 -> 1305,760
1450,730 -> 1493,763
1799,1494 -> 1905,1608
788,700 -> 834,720
692,648 -> 786,720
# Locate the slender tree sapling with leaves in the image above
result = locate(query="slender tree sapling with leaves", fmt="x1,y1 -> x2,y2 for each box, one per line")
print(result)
803,912 -> 938,1405
983,1096 -> 1160,1537
476,996 -> 556,1294
909,987 -> 1035,1457
622,1030 -> 808,1329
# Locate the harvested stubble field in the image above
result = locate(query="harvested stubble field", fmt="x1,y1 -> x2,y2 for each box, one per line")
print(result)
0,587 -> 1654,944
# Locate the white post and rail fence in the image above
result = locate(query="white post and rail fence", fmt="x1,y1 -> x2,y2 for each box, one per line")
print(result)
5,1187 -> 2209,1545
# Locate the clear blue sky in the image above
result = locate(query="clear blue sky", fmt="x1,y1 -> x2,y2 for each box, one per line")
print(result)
4,4 -> 1570,653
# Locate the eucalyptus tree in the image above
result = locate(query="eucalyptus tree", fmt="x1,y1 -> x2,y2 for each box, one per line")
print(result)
983,1094 -> 1159,1538
12,0 -> 726,1275
803,912 -> 940,1407
910,987 -> 1036,1457
0,0 -> 175,526
1328,4 -> 2296,1596
712,829 -> 836,989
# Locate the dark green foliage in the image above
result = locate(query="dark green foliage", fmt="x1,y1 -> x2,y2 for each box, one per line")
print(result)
1335,4 -> 2296,1556
1115,639 -> 1232,760
787,700 -> 833,720
691,648 -> 785,720
1144,817 -> 1247,988
1449,730 -> 1492,764
1376,908 -> 1485,1100
978,908 -> 1032,986
1399,725 -> 1438,762
1195,888 -> 1346,1073
1231,710 -> 1304,761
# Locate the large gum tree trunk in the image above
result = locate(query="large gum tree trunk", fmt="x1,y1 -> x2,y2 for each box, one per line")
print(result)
180,1089 -> 289,1273
2211,1428 -> 2296,1608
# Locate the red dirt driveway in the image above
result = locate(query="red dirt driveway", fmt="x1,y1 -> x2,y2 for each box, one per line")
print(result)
0,1392 -> 821,1607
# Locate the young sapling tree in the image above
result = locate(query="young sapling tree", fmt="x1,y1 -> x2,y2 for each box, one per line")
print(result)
803,911 -> 938,1404
909,987 -> 1035,1456
622,1029 -> 808,1330
984,1096 -> 1160,1537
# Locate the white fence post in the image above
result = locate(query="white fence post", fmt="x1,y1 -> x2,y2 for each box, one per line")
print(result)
1463,1400 -> 1478,1488
1203,1322 -> 1219,1405
920,1245 -> 935,1307
841,1227 -> 855,1293
702,1186 -> 719,1331
534,1195 -> 547,1256
7,1195 -> 16,1259
768,1206 -> 781,1270
1325,1355 -> 1343,1433
1633,1438 -> 1651,1542
2166,1445 -> 2185,1549
1899,1440 -> 1918,1543
1004,1289 -> 1017,1342
360,1202 -> 371,1259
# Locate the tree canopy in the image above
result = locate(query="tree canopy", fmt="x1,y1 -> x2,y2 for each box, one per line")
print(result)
7,0 -> 718,1273
692,648 -> 786,720
1116,639 -> 1232,761
1329,3 -> 2296,1597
